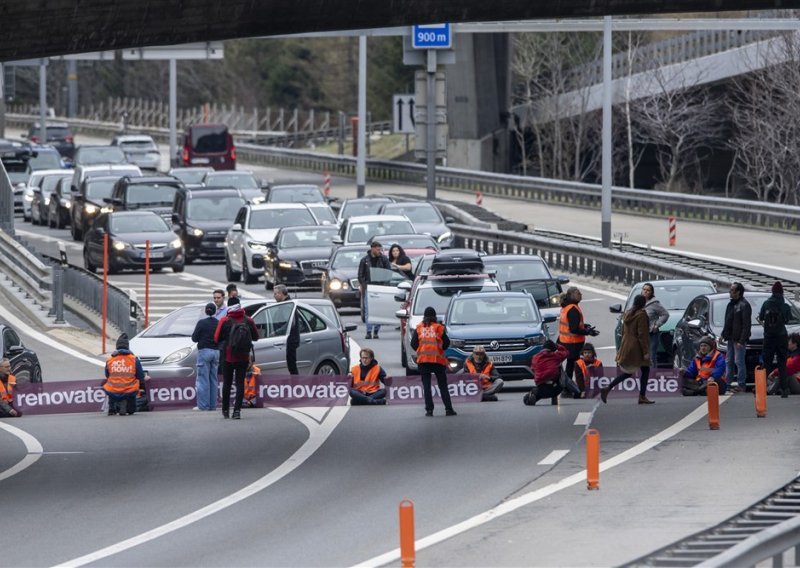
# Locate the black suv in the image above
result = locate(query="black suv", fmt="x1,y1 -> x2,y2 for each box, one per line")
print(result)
70,175 -> 118,240
172,187 -> 245,263
27,122 -> 75,160
106,176 -> 183,225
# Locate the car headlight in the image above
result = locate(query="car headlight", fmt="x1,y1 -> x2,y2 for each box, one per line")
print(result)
84,204 -> 98,214
189,227 -> 203,237
450,339 -> 465,348
247,241 -> 268,252
448,359 -> 460,371
329,278 -> 343,291
163,346 -> 193,364
549,295 -> 561,306
44,197 -> 50,206
100,206 -> 113,213
112,240 -> 129,251
437,231 -> 453,243
525,336 -> 545,347
170,238 -> 182,249
61,199 -> 71,208
251,196 -> 266,205
24,191 -> 34,202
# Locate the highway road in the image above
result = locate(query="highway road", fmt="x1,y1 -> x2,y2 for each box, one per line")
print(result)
1,129 -> 799,567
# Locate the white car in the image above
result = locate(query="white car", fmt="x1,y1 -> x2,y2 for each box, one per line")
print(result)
225,203 -> 324,284
333,214 -> 416,246
111,134 -> 161,171
23,169 -> 66,221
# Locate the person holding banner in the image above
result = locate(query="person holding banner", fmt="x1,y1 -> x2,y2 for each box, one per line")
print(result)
454,345 -> 504,401
682,336 -> 727,396
348,348 -> 389,405
103,334 -> 146,416
411,306 -> 456,417
0,358 -> 21,418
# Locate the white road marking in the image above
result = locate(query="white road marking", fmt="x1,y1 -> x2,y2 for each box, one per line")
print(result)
538,450 -> 570,465
573,412 -> 593,426
570,280 -> 628,301
55,405 -> 350,568
354,399 -> 726,568
639,242 -> 800,277
0,421 -> 44,482
595,345 -> 618,351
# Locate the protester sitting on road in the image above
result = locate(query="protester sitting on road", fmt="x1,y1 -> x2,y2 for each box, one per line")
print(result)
0,358 -> 21,418
769,332 -> 800,395
348,348 -> 389,405
574,342 -> 603,398
524,340 -> 568,406
102,333 -> 146,416
455,345 -> 504,401
682,335 -> 727,396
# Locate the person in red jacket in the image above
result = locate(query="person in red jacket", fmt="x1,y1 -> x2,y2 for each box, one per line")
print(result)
524,340 -> 568,406
214,303 -> 259,419
770,332 -> 800,394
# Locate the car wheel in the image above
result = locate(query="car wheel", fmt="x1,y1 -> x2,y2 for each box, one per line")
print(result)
71,222 -> 83,241
242,250 -> 258,284
673,348 -> 682,371
31,210 -> 39,225
314,360 -> 339,376
406,366 -> 417,376
265,270 -> 274,290
31,364 -> 42,384
83,248 -> 96,273
172,263 -> 185,273
789,376 -> 800,395
151,267 -> 163,273
48,213 -> 55,229
185,256 -> 194,265
401,344 -> 407,368
55,213 -> 63,229
225,254 -> 241,282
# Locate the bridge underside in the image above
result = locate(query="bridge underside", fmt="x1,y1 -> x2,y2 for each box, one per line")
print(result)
1,0 -> 799,61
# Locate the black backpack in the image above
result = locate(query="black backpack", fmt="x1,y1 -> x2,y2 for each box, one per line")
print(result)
228,320 -> 253,355
763,302 -> 785,334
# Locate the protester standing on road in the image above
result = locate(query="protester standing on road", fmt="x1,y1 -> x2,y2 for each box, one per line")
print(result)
721,282 -> 751,393
641,283 -> 669,368
214,303 -> 259,419
192,302 -> 220,411
558,287 -> 599,396
759,281 -> 792,398
411,306 -> 456,417
601,294 -> 653,404
212,289 -> 228,320
0,358 -> 21,418
273,284 -> 300,375
358,241 -> 392,339
348,348 -> 390,405
102,334 -> 145,416
524,340 -> 568,406
388,243 -> 414,280
455,345 -> 504,401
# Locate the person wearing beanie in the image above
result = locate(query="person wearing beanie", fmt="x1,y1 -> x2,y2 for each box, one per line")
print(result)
192,302 -> 221,410
410,306 -> 456,416
759,281 -> 792,397
558,287 -> 600,395
682,335 -> 727,396
214,301 -> 259,419
525,340 -> 568,406
453,344 -> 504,401
102,333 -> 145,416
575,342 -> 604,397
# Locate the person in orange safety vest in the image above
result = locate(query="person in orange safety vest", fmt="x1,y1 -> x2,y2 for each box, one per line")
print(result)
558,287 -> 599,398
454,345 -> 504,401
411,306 -> 456,417
574,342 -> 604,398
348,348 -> 390,405
0,358 -> 21,418
103,333 -> 145,416
683,335 -> 727,395
243,356 -> 260,408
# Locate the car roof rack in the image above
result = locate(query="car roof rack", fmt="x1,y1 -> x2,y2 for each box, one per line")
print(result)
429,250 -> 484,276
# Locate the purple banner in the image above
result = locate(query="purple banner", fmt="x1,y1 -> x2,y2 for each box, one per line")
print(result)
583,367 -> 684,398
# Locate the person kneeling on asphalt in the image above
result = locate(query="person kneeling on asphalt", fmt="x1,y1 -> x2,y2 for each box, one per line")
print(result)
524,340 -> 568,406
455,345 -> 504,401
683,335 -> 727,396
0,358 -> 22,418
348,348 -> 390,405
103,334 -> 145,416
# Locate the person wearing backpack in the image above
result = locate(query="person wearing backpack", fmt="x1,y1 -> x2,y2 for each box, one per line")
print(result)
214,303 -> 259,419
758,281 -> 793,398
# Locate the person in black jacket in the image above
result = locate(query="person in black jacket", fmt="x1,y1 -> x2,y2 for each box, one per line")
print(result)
274,284 -> 300,375
192,302 -> 220,410
759,281 -> 793,398
721,282 -> 752,393
358,241 -> 392,339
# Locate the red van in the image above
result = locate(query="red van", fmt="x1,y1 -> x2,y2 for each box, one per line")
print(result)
181,123 -> 236,170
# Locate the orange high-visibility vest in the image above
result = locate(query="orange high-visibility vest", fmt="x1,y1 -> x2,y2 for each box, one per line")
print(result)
104,354 -> 140,394
244,365 -> 260,401
465,358 -> 495,389
416,322 -> 448,366
576,359 -> 602,379
559,304 -> 585,344
694,351 -> 723,382
351,364 -> 383,394
0,374 -> 16,403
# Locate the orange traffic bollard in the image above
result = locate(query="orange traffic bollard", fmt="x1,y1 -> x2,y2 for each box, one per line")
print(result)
755,366 -> 767,418
586,429 -> 600,490
707,380 -> 720,430
399,499 -> 415,568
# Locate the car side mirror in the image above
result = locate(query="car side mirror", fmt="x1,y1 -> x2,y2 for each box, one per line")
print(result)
444,216 -> 456,223
6,345 -> 24,355
609,304 -> 622,313
345,323 -> 357,332
95,227 -> 105,235
397,281 -> 412,291
558,275 -> 570,284
73,192 -> 83,199
543,314 -> 558,323
230,223 -> 243,233
103,197 -> 112,204
171,213 -> 179,224
332,236 -> 343,245
395,309 -> 409,319
394,293 -> 407,302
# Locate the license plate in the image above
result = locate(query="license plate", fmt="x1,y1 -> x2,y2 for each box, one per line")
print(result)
149,252 -> 164,259
215,242 -> 225,248
191,157 -> 210,164
489,354 -> 512,363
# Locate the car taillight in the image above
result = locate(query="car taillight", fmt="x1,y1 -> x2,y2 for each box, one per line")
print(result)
30,136 -> 40,143
230,146 -> 236,161
182,147 -> 189,163
65,136 -> 74,143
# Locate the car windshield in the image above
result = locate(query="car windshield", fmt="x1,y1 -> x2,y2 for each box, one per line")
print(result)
348,220 -> 414,243
187,196 -> 245,221
711,297 -> 800,327
413,283 -> 498,316
331,249 -> 364,269
29,151 -> 62,170
308,205 -> 337,225
191,126 -> 228,153
269,186 -> 324,203
77,147 -> 126,165
205,173 -> 258,189
42,174 -> 71,192
248,208 -> 316,229
341,200 -> 390,219
140,305 -> 205,338
484,259 -> 550,286
630,283 -> 717,310
120,140 -> 157,150
450,296 -> 540,325
126,184 -> 178,208
85,168 -> 140,180
278,227 -> 338,248
384,205 -> 441,223
85,179 -> 116,201
111,215 -> 170,234
383,235 -> 438,250
171,170 -> 209,184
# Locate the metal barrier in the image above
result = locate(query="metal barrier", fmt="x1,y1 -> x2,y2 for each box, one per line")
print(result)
699,516 -> 800,567
0,229 -> 52,306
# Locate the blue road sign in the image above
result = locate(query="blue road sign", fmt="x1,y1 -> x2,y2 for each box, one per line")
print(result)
412,24 -> 452,49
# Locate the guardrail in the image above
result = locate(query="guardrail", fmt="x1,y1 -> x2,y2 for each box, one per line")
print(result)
0,229 -> 52,306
